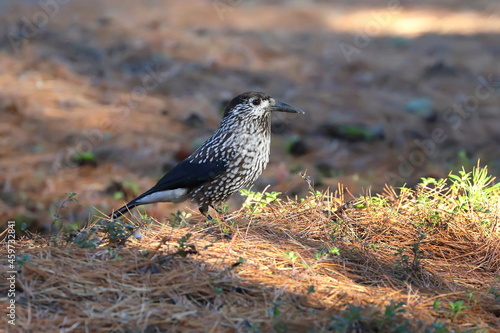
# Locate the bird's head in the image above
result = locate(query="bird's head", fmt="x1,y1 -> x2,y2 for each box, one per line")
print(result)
222,91 -> 304,119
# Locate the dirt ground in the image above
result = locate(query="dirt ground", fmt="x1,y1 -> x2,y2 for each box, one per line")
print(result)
0,0 -> 499,230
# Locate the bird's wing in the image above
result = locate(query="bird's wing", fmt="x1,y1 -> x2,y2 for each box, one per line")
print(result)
133,159 -> 227,201
110,160 -> 227,218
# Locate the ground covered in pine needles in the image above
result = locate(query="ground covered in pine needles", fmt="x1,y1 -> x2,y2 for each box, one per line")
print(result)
2,167 -> 499,332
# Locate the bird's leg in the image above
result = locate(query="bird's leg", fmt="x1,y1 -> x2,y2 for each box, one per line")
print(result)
199,206 -> 212,221
210,205 -> 227,220
210,205 -> 233,223
210,205 -> 233,238
212,205 -> 223,215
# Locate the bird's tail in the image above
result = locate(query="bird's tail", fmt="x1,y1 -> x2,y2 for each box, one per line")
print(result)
110,201 -> 138,219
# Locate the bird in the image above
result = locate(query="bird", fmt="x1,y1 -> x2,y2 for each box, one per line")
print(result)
110,91 -> 304,220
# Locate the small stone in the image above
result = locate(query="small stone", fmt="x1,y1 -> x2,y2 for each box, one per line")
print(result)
423,60 -> 457,78
286,136 -> 309,156
404,97 -> 436,121
315,161 -> 342,178
320,123 -> 384,142
389,36 -> 411,49
104,181 -> 126,196
97,17 -> 112,26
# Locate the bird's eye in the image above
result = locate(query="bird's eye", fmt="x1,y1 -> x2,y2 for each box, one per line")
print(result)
251,98 -> 261,106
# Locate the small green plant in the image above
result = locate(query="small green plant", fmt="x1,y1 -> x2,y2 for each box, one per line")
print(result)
177,233 -> 192,250
219,257 -> 245,276
329,219 -> 342,238
394,247 -> 410,268
97,219 -> 135,245
66,217 -> 136,248
419,176 -> 447,188
330,301 -> 411,333
433,299 -> 441,311
71,151 -> 97,166
106,247 -> 122,260
330,304 -> 363,332
427,211 -> 444,226
316,246 -> 341,260
329,247 -> 341,256
447,300 -> 467,322
245,321 -> 261,333
68,227 -> 102,248
211,213 -> 236,235
269,301 -> 288,333
307,285 -> 316,294
367,196 -> 388,208
211,286 -> 224,295
138,213 -> 154,228
376,300 -> 409,332
488,286 -> 500,300
113,180 -> 141,200
168,210 -> 192,228
426,320 -> 481,333
393,232 -> 425,276
158,233 -> 198,264
465,291 -> 477,307
354,201 -> 366,209
448,163 -> 500,213
336,124 -> 379,141
284,251 -> 299,263
16,254 -> 31,267
218,203 -> 230,215
426,321 -> 452,333
314,251 -> 327,261
52,192 -> 79,232
240,188 -> 281,213
217,220 -> 232,234
432,299 -> 468,322
113,191 -> 125,201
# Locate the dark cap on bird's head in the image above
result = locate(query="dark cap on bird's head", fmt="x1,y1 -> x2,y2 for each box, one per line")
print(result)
223,91 -> 304,117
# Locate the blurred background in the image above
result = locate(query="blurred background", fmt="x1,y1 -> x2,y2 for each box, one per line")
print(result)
0,0 -> 499,232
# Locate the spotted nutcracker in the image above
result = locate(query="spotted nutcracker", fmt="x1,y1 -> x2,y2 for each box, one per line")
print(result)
110,91 -> 304,220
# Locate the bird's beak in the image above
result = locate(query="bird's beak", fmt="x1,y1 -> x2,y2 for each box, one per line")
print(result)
268,99 -> 305,114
